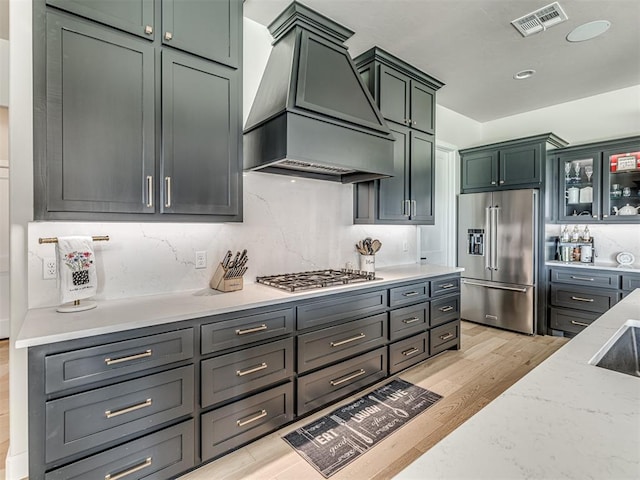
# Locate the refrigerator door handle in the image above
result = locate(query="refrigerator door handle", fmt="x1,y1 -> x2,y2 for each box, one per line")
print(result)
462,279 -> 528,293
492,206 -> 500,272
485,206 -> 492,271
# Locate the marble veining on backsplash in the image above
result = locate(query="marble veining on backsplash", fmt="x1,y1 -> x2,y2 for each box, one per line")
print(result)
28,173 -> 418,308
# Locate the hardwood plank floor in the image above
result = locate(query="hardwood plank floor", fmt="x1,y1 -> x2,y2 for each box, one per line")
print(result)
180,322 -> 568,480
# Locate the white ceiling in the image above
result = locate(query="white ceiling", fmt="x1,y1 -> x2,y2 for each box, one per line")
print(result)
243,0 -> 640,122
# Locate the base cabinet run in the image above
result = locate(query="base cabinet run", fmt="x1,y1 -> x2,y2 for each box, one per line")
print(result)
28,273 -> 460,479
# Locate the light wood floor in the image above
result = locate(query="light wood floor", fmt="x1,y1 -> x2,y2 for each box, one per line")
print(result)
180,322 -> 568,480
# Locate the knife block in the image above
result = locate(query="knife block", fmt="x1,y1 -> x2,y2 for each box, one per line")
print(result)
210,263 -> 244,292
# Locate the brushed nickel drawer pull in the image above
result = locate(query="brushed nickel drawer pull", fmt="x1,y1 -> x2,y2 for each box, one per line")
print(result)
439,283 -> 455,289
402,291 -> 420,297
105,398 -> 152,419
236,362 -> 268,377
439,332 -> 454,341
570,296 -> 594,303
402,317 -> 421,324
330,369 -> 366,386
105,349 -> 152,366
570,320 -> 590,327
439,306 -> 454,312
237,409 -> 267,427
570,276 -> 594,281
105,457 -> 152,480
402,347 -> 419,356
330,332 -> 365,347
236,324 -> 267,335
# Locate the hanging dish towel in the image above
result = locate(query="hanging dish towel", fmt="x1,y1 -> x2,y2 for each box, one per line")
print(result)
56,236 -> 98,305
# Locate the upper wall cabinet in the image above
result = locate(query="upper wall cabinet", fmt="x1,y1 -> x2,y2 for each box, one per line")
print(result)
353,47 -> 443,225
34,0 -> 243,222
459,133 -> 567,193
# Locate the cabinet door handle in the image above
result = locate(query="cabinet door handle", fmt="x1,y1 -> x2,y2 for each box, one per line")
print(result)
235,324 -> 268,335
330,332 -> 365,347
570,296 -> 594,303
105,398 -> 152,419
439,306 -> 454,312
411,200 -> 417,217
330,368 -> 366,386
402,291 -> 420,297
402,316 -> 421,324
499,179 -> 505,184
570,320 -> 590,327
105,457 -> 152,480
236,362 -> 268,377
164,176 -> 172,208
491,181 -> 497,185
439,332 -> 454,341
164,31 -> 173,40
144,25 -> 153,35
439,283 -> 455,289
570,276 -> 594,281
105,349 -> 152,366
412,120 -> 417,126
402,347 -> 419,356
402,199 -> 410,216
237,409 -> 267,427
146,176 -> 153,207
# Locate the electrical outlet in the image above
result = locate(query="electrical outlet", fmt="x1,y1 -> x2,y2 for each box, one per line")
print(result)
195,251 -> 207,269
402,241 -> 409,252
43,257 -> 57,279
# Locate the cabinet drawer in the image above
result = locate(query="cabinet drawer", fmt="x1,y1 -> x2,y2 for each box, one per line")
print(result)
549,307 -> 599,335
389,303 -> 429,341
389,282 -> 429,307
430,276 -> 460,297
430,321 -> 460,355
45,328 -> 194,394
389,333 -> 429,375
622,274 -> 640,291
201,308 -> 294,354
297,313 -> 387,374
550,268 -> 620,289
297,347 -> 387,415
430,295 -> 460,327
201,382 -> 294,461
296,289 -> 387,331
550,285 -> 619,313
45,420 -> 195,480
45,365 -> 194,463
201,338 -> 294,408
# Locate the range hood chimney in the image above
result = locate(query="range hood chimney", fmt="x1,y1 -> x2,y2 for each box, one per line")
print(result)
244,2 -> 395,183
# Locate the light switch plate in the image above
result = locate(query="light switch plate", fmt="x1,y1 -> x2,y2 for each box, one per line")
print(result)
195,251 -> 207,269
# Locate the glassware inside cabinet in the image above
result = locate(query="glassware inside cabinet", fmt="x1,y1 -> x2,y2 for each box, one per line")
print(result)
562,157 -> 594,218
608,151 -> 640,217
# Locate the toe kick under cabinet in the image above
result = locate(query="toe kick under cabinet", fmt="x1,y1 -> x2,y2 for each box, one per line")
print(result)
27,272 -> 460,479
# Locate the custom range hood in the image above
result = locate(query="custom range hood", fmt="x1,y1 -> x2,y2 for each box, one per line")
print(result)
244,2 -> 395,183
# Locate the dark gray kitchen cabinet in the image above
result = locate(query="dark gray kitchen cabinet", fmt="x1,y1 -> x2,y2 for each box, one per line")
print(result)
460,150 -> 497,190
354,47 -> 443,225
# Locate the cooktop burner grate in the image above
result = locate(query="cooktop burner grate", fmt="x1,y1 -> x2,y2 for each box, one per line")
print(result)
256,269 -> 378,292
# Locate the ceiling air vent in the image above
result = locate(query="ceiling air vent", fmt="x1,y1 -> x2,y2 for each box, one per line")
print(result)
511,2 -> 568,37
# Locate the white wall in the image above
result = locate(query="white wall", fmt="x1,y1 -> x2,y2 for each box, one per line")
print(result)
436,105 -> 482,149
0,107 -> 8,338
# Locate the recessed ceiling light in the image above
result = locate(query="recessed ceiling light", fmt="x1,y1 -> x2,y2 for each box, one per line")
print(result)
514,69 -> 536,80
567,20 -> 611,42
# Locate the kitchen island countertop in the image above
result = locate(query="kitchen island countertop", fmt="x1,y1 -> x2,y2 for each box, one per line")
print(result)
396,288 -> 640,480
16,263 -> 462,348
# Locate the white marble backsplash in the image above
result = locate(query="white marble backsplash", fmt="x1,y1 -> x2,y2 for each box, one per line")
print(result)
28,173 -> 418,308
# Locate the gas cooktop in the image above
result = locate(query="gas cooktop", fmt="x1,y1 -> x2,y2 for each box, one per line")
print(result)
256,269 -> 378,293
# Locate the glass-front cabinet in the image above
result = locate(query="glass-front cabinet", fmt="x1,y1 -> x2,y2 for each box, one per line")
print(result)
558,151 -> 600,222
602,149 -> 640,220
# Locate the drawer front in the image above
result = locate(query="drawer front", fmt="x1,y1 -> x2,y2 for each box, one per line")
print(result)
550,285 -> 619,313
550,268 -> 620,289
389,282 -> 429,308
297,313 -> 387,374
45,420 -> 195,480
389,333 -> 429,375
622,274 -> 640,291
201,338 -> 294,408
430,295 -> 460,327
45,365 -> 194,463
201,382 -> 294,461
45,328 -> 194,394
297,347 -> 387,415
201,308 -> 294,354
430,276 -> 460,297
389,302 -> 429,341
430,321 -> 460,355
549,307 -> 599,335
296,289 -> 387,331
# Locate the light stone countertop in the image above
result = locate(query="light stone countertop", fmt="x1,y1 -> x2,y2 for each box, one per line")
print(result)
16,263 -> 463,349
546,259 -> 640,273
396,288 -> 640,480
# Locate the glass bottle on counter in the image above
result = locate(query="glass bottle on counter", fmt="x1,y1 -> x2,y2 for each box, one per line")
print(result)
582,225 -> 591,243
561,225 -> 570,242
571,225 -> 580,242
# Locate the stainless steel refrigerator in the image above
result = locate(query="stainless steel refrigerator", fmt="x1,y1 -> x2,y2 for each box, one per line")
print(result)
457,189 -> 537,335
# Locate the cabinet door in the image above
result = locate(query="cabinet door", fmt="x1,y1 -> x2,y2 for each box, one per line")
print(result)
161,50 -> 240,216
557,151 -> 601,222
378,124 -> 410,221
162,0 -> 240,68
601,147 -> 640,222
499,142 -> 542,187
461,150 -> 497,191
43,12 -> 155,215
46,0 -> 155,39
378,65 -> 410,126
409,131 -> 435,223
409,80 -> 435,134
